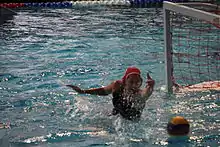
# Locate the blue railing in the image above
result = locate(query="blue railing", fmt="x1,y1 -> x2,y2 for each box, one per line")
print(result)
1,0 -> 190,8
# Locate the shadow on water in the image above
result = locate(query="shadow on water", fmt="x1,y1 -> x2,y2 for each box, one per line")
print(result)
0,7 -> 17,25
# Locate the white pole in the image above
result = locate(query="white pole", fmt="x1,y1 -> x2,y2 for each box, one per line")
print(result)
164,5 -> 173,93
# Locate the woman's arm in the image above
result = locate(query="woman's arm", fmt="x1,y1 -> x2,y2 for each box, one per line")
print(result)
66,82 -> 115,96
141,73 -> 155,100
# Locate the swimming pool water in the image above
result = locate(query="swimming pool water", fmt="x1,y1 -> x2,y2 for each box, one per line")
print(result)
0,7 -> 219,147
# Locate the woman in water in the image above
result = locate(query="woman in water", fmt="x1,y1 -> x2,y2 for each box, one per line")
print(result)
66,66 -> 155,121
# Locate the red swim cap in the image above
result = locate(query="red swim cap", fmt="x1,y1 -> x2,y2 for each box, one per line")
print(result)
122,67 -> 141,83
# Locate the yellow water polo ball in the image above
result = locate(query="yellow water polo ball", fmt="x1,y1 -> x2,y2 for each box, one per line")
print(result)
167,116 -> 190,136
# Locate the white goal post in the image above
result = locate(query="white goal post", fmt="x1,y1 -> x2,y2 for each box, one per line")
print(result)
163,1 -> 220,93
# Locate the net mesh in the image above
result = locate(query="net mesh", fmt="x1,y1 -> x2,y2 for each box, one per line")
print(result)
169,4 -> 220,89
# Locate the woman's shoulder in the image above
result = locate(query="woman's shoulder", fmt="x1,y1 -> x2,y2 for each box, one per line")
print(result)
114,80 -> 123,84
112,80 -> 123,91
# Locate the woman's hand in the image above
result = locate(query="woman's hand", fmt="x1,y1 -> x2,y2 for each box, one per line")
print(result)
146,73 -> 155,87
66,85 -> 85,94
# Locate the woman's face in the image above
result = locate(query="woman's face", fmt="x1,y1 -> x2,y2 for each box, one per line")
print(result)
125,74 -> 142,90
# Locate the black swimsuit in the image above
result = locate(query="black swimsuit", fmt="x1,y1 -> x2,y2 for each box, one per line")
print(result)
112,85 -> 141,121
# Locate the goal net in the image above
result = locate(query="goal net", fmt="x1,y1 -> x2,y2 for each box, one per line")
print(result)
163,1 -> 220,92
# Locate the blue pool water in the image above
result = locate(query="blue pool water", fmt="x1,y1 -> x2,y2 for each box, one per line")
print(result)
0,7 -> 219,147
